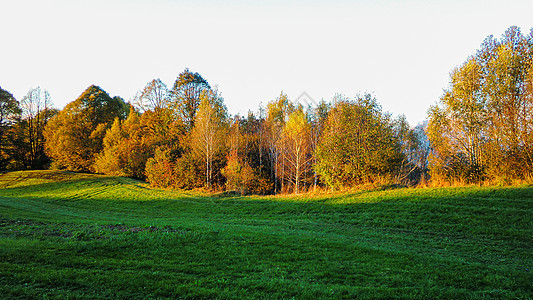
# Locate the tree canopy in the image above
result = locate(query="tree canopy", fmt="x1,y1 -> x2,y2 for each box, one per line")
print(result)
170,69 -> 211,132
133,78 -> 170,113
44,85 -> 128,172
427,26 -> 533,183
316,94 -> 403,188
280,109 -> 312,193
0,86 -> 20,128
3,26 -> 532,190
0,87 -> 21,170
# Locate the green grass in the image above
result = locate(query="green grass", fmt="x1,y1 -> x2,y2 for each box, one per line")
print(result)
0,170 -> 532,299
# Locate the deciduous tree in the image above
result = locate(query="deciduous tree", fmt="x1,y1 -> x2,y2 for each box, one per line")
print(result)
280,109 -> 313,193
221,112 -> 274,194
428,26 -> 533,183
170,69 -> 211,132
316,94 -> 402,188
481,27 -> 533,178
190,90 -> 228,189
0,87 -> 20,129
427,58 -> 487,182
308,100 -> 329,190
265,92 -> 294,193
18,87 -> 56,169
133,78 -> 170,113
44,85 -> 128,172
394,116 -> 429,185
0,86 -> 21,170
95,104 -> 182,179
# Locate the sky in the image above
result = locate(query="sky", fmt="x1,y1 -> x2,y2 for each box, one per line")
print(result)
2,0 -> 532,125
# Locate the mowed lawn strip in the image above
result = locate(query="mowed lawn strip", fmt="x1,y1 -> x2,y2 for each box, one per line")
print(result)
0,170 -> 532,298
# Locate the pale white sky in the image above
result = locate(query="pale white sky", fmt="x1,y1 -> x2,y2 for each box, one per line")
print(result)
2,0 -> 532,124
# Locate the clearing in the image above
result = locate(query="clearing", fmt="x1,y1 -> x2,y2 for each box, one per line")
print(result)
0,170 -> 532,298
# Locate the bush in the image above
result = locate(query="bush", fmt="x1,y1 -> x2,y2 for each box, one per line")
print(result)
145,147 -> 175,188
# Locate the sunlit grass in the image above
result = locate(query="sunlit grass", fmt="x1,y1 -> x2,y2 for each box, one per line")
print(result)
1,170 -> 532,298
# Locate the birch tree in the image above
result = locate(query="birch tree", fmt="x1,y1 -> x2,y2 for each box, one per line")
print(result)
427,58 -> 487,182
280,109 -> 313,193
481,27 -> 533,178
308,100 -> 329,190
428,26 -> 533,182
265,92 -> 294,193
190,90 -> 228,189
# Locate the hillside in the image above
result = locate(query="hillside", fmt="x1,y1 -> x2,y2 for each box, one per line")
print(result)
1,170 -> 532,298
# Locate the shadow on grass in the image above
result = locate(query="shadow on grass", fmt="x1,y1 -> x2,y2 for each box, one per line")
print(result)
2,175 -> 532,231
2,171 -> 533,229
1,172 -> 532,299
2,170 -> 533,206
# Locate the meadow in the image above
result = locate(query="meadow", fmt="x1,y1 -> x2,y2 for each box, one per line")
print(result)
0,170 -> 531,299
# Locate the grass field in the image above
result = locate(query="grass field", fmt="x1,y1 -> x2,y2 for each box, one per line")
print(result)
0,170 -> 532,299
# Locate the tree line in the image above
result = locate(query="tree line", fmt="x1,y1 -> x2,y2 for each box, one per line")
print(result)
1,26 -> 531,192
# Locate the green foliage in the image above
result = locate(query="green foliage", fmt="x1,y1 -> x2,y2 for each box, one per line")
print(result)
0,170 -> 532,298
316,94 -> 403,188
0,86 -> 21,170
0,86 -> 20,127
144,145 -> 205,190
44,85 -> 129,172
266,92 -> 294,126
172,151 -> 205,189
308,100 -> 331,190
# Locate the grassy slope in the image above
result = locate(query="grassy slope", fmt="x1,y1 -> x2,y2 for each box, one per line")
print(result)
0,170 -> 531,299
